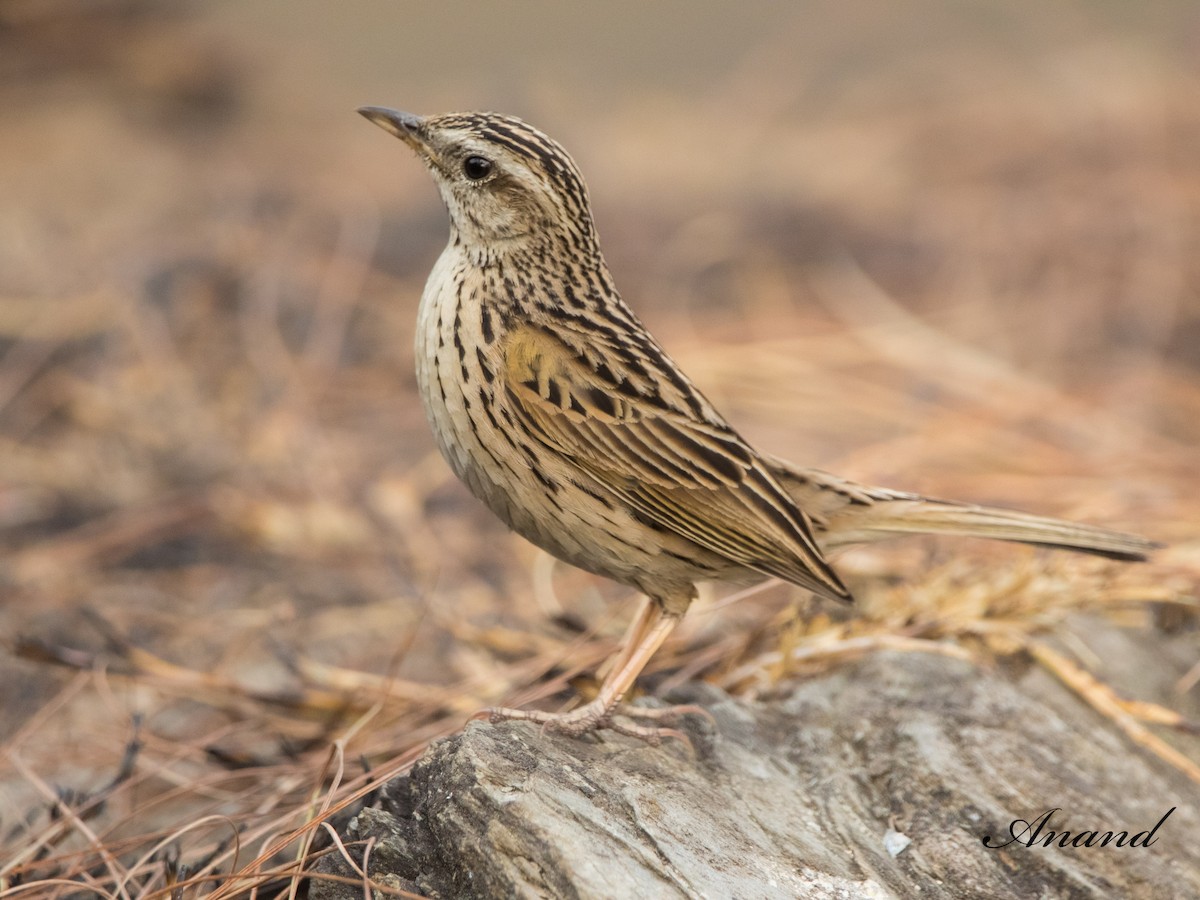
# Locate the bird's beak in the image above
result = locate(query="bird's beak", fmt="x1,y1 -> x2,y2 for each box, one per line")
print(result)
357,106 -> 426,149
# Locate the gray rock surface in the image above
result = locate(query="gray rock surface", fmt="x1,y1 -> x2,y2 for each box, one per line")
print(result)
313,645 -> 1200,899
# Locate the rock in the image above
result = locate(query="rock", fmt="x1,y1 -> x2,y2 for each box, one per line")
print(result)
312,649 -> 1200,899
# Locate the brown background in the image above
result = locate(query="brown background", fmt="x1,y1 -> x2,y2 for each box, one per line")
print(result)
1,0 -> 1197,891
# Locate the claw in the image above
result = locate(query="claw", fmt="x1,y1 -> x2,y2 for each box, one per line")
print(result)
612,701 -> 715,728
467,600 -> 696,746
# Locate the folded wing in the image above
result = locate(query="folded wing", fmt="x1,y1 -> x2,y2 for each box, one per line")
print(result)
502,323 -> 853,603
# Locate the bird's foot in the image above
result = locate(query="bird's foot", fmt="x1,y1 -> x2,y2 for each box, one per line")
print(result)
471,698 -> 710,746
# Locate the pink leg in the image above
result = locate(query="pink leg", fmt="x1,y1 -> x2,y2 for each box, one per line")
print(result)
473,598 -> 703,743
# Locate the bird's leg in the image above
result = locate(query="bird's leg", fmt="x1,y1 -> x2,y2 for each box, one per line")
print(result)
475,596 -> 703,742
602,598 -> 714,734
597,594 -> 660,683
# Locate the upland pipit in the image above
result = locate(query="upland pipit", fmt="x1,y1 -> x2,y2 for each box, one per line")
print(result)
360,107 -> 1158,741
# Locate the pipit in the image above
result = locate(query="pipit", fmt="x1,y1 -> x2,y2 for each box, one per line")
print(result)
359,107 -> 1158,741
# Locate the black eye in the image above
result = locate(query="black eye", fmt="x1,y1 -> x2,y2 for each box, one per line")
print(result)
463,156 -> 493,180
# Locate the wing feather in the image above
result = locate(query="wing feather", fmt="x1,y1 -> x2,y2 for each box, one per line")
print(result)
502,323 -> 852,602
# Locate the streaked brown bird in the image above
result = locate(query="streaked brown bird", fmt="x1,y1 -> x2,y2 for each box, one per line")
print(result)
359,106 -> 1158,741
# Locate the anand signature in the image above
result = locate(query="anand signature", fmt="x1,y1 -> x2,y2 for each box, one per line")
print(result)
982,807 -> 1175,849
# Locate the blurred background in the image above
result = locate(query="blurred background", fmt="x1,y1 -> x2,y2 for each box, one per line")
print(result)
1,0 -> 1197,891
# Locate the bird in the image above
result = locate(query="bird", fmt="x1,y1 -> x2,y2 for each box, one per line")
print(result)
358,106 -> 1159,742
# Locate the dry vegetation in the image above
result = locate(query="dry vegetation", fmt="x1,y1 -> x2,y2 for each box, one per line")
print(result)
1,2 -> 1198,896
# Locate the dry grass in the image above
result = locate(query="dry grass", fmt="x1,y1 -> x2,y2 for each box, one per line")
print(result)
2,3 -> 1199,896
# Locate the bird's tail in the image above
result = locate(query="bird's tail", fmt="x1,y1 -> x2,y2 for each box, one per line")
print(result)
767,460 -> 1160,562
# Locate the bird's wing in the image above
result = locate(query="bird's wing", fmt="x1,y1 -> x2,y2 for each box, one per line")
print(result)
501,322 -> 851,602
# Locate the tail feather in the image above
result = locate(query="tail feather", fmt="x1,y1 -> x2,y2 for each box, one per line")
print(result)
766,458 -> 1160,562
818,498 -> 1159,561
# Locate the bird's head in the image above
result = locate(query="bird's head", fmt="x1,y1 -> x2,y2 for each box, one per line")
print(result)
359,107 -> 598,263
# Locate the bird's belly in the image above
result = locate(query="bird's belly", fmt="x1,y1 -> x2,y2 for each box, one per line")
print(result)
423,377 -> 657,580
415,336 -> 729,594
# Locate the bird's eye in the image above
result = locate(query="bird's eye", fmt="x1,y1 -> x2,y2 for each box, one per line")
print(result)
463,156 -> 493,180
